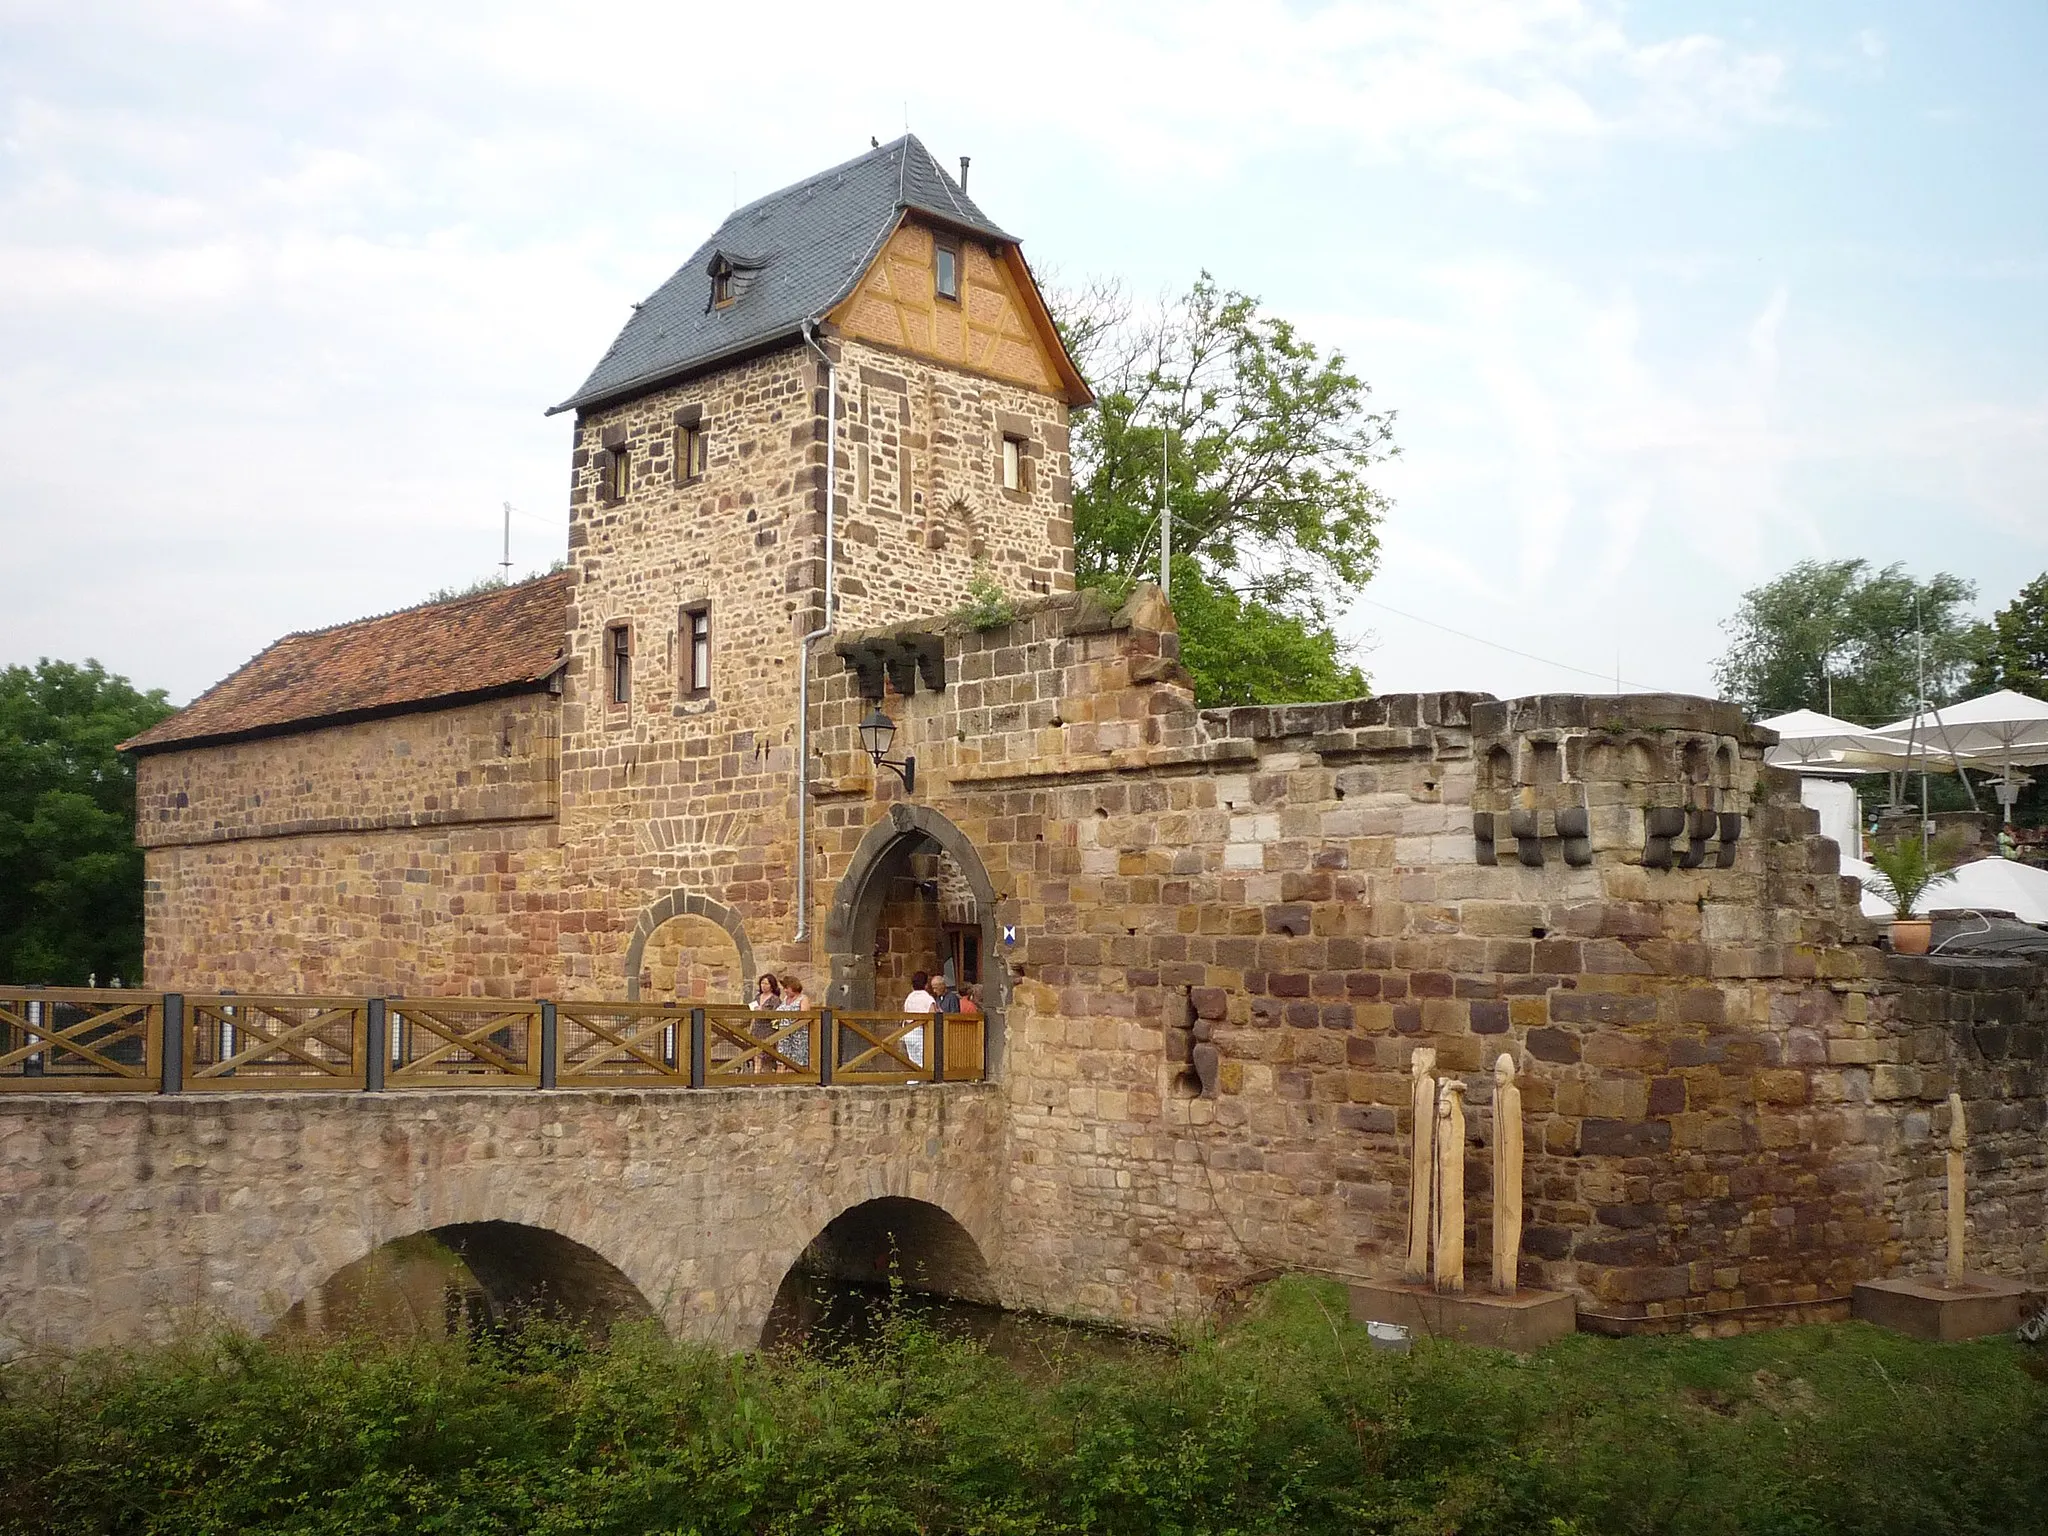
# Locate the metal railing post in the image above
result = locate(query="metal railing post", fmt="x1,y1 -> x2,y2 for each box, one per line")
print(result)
364,998 -> 387,1092
23,993 -> 42,1077
538,1001 -> 557,1090
160,994 -> 184,1095
818,1009 -> 835,1087
930,1007 -> 946,1084
688,1007 -> 706,1088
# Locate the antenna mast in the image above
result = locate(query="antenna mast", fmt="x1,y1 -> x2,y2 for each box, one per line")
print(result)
1159,423 -> 1171,599
501,502 -> 513,583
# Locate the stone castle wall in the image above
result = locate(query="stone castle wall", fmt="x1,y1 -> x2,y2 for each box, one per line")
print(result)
138,695 -> 564,995
802,593 -> 2047,1330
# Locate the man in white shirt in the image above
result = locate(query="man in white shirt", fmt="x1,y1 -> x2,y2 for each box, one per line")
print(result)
900,970 -> 936,1069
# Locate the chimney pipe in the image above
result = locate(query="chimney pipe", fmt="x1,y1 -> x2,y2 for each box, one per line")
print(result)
958,155 -> 970,192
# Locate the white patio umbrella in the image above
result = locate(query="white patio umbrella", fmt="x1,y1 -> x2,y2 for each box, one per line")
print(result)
1758,709 -> 1935,776
1875,689 -> 2048,823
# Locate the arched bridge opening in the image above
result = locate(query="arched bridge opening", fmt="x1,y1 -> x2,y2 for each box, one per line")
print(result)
761,1196 -> 994,1350
277,1221 -> 658,1342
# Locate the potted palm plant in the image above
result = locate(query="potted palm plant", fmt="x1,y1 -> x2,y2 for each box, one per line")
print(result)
1862,833 -> 1963,954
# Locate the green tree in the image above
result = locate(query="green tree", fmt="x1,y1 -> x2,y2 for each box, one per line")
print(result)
0,660 -> 172,984
1971,570 -> 2048,698
1053,275 -> 1393,707
1712,559 -> 1986,723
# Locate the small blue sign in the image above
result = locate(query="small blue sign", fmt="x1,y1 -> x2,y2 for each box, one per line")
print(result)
1001,924 -> 1018,947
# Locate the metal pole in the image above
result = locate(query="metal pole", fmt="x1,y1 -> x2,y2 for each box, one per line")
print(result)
538,1002 -> 557,1090
688,1007 -> 707,1088
160,994 -> 184,1095
931,1003 -> 947,1084
818,1009 -> 835,1087
364,998 -> 386,1092
1159,421 -> 1171,598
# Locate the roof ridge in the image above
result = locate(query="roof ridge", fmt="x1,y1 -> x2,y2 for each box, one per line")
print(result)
275,569 -> 571,645
728,135 -> 914,225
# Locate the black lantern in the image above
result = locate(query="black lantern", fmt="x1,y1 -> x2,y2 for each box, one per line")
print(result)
859,705 -> 915,794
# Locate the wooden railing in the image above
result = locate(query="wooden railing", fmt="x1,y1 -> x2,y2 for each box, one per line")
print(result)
0,988 -> 989,1095
0,989 -> 161,1091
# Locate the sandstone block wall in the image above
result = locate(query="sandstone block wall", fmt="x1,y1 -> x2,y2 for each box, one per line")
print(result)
139,695 -> 564,995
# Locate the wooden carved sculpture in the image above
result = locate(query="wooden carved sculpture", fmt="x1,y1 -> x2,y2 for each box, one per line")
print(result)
1433,1078 -> 1468,1294
1946,1090 -> 1968,1288
1406,1047 -> 1437,1283
1492,1053 -> 1523,1295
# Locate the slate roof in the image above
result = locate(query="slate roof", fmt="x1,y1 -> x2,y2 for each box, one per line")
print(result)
551,136 -> 1012,416
122,572 -> 571,754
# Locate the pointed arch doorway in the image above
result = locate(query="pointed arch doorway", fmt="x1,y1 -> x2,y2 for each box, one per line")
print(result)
823,804 -> 1006,1077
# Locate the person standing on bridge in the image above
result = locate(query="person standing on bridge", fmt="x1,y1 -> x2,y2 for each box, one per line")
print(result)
777,976 -> 811,1068
900,971 -> 937,1069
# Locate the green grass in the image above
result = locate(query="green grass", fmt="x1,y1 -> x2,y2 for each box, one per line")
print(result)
2,1278 -> 2042,1535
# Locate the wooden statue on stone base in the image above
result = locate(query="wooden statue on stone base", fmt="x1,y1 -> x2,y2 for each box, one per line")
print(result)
1946,1090 -> 1967,1288
1433,1078 -> 1468,1295
1405,1048 -> 1437,1284
1492,1053 -> 1523,1296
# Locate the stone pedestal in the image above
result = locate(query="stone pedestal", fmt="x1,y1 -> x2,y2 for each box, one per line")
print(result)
1349,1280 -> 1576,1352
1852,1273 -> 2035,1342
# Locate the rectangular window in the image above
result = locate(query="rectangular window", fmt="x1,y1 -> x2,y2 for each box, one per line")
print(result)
606,446 -> 630,501
676,424 -> 706,482
607,625 -> 631,706
934,241 -> 959,302
683,605 -> 711,696
1001,435 -> 1022,492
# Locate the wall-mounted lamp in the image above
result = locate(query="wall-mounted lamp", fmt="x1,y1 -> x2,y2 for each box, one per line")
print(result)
859,705 -> 916,794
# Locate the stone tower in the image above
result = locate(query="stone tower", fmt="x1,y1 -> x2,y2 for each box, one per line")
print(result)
544,137 -> 1092,992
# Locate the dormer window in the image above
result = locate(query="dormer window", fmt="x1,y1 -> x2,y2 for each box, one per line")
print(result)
934,240 -> 959,302
711,258 -> 734,308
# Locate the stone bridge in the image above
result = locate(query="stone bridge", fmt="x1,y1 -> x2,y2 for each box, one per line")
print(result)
0,1084 -> 1002,1356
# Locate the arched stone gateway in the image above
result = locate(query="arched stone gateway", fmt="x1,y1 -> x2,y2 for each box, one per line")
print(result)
825,803 -> 1006,1073
624,889 -> 756,1001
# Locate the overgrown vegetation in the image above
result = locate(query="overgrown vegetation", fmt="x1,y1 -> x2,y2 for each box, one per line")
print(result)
953,567 -> 1017,631
3,1277 -> 2043,1534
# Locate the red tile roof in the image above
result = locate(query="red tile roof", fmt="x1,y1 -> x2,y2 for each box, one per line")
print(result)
122,573 -> 571,753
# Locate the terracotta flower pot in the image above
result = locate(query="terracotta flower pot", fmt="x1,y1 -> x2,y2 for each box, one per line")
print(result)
1891,917 -> 1933,955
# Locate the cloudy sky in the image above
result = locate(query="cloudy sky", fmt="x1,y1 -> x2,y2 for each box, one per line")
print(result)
3,0 -> 2044,706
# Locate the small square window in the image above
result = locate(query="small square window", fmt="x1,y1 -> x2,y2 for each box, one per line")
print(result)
1001,436 -> 1023,492
683,606 -> 711,696
711,259 -> 734,308
934,242 -> 959,302
676,424 -> 706,482
605,446 -> 630,501
606,625 -> 631,707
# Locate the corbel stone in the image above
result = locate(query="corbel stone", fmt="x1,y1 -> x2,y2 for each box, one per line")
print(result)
835,642 -> 889,700
1716,811 -> 1744,868
1555,804 -> 1593,868
1679,808 -> 1719,870
1510,808 -> 1546,867
1643,806 -> 1685,870
907,633 -> 946,692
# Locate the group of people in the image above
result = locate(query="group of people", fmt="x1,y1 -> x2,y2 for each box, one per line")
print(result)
743,967 -> 981,1071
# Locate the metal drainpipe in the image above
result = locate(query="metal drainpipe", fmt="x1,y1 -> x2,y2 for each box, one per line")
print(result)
795,321 -> 837,942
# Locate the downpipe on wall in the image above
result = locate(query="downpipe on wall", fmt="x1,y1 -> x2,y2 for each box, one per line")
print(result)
795,321 -> 838,942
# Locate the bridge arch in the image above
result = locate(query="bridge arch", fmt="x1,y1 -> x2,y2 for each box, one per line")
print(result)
624,888 -> 756,1001
279,1220 -> 658,1340
760,1194 -> 996,1349
825,803 -> 1005,1070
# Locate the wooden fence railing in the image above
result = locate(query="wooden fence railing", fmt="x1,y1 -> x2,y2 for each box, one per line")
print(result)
0,989 -> 988,1094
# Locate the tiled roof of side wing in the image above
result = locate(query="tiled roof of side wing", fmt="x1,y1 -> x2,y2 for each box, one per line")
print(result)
119,572 -> 572,753
550,136 -> 1009,415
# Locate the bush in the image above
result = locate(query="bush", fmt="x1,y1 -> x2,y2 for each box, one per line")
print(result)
1,1278 -> 2042,1534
